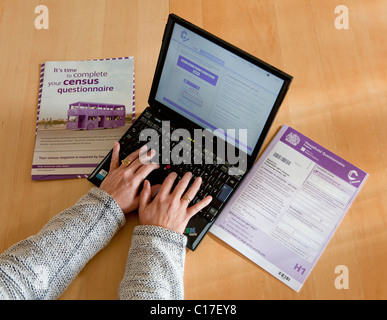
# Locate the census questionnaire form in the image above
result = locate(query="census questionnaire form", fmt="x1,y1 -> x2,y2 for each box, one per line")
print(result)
211,125 -> 368,291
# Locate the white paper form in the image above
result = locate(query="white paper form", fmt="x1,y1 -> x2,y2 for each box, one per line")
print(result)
211,125 -> 368,291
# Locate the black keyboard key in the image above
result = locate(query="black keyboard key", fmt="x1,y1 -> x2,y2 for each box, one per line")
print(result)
212,168 -> 221,178
210,187 -> 220,198
176,166 -> 185,175
218,171 -> 228,182
219,165 -> 228,173
207,176 -> 216,184
227,177 -> 238,187
143,111 -> 152,118
204,183 -> 213,192
198,190 -> 207,199
198,205 -> 209,217
130,126 -> 139,135
153,117 -> 162,124
204,207 -> 218,221
209,197 -> 223,210
201,171 -> 210,182
204,164 -> 214,173
214,179 -> 223,188
193,167 -> 203,176
119,137 -> 130,148
146,119 -> 154,127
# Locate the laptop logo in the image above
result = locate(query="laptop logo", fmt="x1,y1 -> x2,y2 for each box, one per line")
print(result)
185,227 -> 197,236
180,30 -> 189,42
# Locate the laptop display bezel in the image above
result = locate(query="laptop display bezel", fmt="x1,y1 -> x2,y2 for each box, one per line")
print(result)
148,13 -> 293,168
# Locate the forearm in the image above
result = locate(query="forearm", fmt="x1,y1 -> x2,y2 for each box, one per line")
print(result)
118,225 -> 187,300
0,187 -> 125,300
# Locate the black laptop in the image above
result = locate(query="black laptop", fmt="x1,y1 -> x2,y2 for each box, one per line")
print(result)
88,14 -> 292,250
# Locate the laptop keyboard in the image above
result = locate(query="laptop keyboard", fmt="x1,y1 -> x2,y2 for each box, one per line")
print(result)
117,108 -> 243,222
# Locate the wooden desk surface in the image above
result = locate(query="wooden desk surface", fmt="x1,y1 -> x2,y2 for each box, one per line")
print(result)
0,0 -> 386,299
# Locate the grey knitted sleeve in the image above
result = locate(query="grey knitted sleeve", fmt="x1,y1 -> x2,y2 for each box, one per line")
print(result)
0,187 -> 188,300
0,187 -> 125,300
119,225 -> 188,300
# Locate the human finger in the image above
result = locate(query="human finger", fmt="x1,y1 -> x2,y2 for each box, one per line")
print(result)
158,172 -> 178,197
181,176 -> 202,206
172,172 -> 192,199
151,184 -> 162,198
128,148 -> 157,173
139,147 -> 157,164
131,162 -> 160,184
109,142 -> 120,171
187,195 -> 212,218
139,180 -> 152,212
120,144 -> 147,169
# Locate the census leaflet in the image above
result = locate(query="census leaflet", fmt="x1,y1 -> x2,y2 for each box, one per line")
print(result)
31,57 -> 135,180
211,125 -> 368,292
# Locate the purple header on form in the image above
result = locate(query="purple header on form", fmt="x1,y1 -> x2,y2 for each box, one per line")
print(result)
177,55 -> 218,86
280,127 -> 367,186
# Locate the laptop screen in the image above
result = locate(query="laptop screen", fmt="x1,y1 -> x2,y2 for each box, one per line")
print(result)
155,22 -> 286,156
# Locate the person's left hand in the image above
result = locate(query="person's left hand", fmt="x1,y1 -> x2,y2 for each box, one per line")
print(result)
100,143 -> 160,214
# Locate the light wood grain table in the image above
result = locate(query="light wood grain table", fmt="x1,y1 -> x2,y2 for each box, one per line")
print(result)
0,0 -> 385,299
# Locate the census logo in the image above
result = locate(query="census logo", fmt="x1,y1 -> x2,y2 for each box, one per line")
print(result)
181,30 -> 189,42
348,170 -> 360,184
285,132 -> 301,146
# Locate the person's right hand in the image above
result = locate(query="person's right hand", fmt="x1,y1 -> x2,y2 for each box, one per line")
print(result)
138,171 -> 212,233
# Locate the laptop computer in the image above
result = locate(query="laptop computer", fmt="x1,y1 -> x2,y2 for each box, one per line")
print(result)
88,14 -> 293,250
